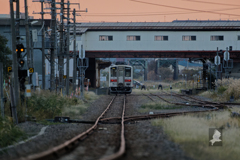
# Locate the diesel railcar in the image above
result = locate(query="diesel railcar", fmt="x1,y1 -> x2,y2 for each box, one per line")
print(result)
108,62 -> 133,94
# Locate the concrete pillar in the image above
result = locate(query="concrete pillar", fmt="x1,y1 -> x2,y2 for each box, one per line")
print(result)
144,60 -> 148,81
96,63 -> 100,88
202,62 -> 207,89
173,60 -> 178,80
85,58 -> 96,88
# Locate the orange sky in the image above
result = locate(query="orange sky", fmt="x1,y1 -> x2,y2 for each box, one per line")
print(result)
0,0 -> 240,22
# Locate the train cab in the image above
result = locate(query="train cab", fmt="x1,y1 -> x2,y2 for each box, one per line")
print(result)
108,62 -> 133,94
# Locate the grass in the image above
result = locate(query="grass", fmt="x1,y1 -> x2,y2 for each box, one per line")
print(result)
1,89 -> 99,122
62,91 -> 98,119
0,90 -> 99,148
139,102 -> 183,113
0,116 -> 27,148
152,110 -> 240,160
200,78 -> 240,102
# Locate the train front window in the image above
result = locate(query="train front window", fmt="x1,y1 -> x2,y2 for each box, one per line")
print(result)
111,67 -> 117,77
125,67 -> 131,77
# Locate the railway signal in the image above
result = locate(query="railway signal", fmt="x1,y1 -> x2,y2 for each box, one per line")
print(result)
18,59 -> 25,68
16,43 -> 25,58
214,55 -> 221,66
224,48 -> 230,61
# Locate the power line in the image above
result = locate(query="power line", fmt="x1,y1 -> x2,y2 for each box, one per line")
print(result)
81,7 -> 239,17
130,0 -> 240,17
183,0 -> 240,7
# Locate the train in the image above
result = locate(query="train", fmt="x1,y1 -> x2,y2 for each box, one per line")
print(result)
108,62 -> 133,94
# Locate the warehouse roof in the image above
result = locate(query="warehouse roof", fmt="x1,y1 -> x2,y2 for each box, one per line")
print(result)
73,20 -> 240,31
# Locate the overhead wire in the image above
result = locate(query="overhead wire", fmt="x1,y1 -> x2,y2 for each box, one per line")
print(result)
129,0 -> 240,17
80,7 -> 239,16
183,0 -> 240,7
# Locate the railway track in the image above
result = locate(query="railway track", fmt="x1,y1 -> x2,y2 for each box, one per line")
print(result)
19,95 -> 126,160
18,92 -> 237,160
100,93 -> 219,123
160,91 -> 239,108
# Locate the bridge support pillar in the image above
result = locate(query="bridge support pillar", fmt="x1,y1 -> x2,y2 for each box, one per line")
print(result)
85,58 -> 96,88
144,61 -> 148,81
173,60 -> 178,80
202,61 -> 207,89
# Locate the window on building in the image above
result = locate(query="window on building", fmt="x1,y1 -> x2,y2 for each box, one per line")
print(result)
99,35 -> 113,41
238,35 -> 240,40
182,36 -> 196,41
127,36 -> 141,41
210,36 -> 224,41
155,36 -> 168,41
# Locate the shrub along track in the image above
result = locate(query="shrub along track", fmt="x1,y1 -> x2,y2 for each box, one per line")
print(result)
19,95 -> 126,160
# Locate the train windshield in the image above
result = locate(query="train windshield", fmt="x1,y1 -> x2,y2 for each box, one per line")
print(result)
111,67 -> 117,77
125,67 -> 131,77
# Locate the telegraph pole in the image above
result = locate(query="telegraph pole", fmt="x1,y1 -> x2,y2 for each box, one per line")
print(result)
10,0 -> 19,124
0,63 -> 4,117
16,0 -> 20,42
72,9 -> 77,94
66,1 -> 70,95
50,0 -> 56,92
41,1 -> 45,89
24,0 -> 31,83
58,0 -> 65,93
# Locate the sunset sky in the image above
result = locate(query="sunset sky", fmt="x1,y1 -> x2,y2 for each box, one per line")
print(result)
0,0 -> 240,22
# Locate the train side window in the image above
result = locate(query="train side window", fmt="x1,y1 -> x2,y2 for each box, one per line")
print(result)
111,67 -> 117,77
125,67 -> 131,77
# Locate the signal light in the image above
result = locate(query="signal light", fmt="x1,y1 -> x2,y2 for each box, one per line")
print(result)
110,79 -> 117,82
125,79 -> 131,82
18,59 -> 25,68
16,43 -> 25,58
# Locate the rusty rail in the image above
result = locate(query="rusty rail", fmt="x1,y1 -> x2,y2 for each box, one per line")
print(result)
100,95 -> 126,160
143,94 -> 155,101
100,94 -> 219,123
19,96 -> 117,160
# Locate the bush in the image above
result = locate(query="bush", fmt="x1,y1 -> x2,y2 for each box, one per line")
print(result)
26,90 -> 82,120
218,86 -> 227,94
0,116 -> 27,148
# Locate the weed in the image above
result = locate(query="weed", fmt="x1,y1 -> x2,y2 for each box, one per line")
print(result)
152,111 -> 240,160
0,116 -> 27,148
140,102 -> 183,110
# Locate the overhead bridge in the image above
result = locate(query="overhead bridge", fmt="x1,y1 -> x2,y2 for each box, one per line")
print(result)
69,20 -> 240,87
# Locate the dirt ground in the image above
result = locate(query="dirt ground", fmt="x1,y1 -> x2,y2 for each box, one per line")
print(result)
0,92 -> 208,160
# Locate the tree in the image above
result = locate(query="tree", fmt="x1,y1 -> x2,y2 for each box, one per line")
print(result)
148,60 -> 156,72
0,34 -> 12,79
158,67 -> 173,80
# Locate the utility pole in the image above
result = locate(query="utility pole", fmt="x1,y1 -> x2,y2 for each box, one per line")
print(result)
41,1 -> 45,89
72,8 -> 77,94
32,0 -> 50,90
58,0 -> 65,93
10,0 -> 19,124
0,63 -> 4,118
24,0 -> 31,83
50,0 -> 56,92
66,1 -> 70,95
16,0 -> 20,43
